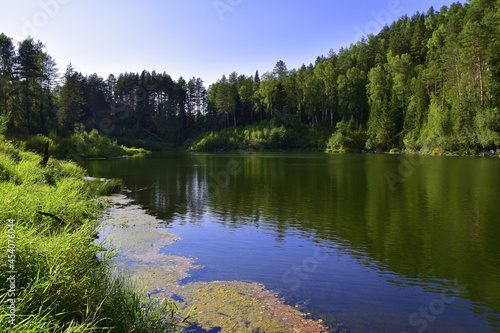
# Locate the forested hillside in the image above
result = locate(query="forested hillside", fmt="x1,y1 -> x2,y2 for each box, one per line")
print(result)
0,0 -> 499,152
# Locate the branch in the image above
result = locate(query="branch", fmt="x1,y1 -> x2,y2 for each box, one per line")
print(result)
38,211 -> 65,225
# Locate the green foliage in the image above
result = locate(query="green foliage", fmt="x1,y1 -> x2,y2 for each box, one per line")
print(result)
0,112 -> 9,139
23,130 -> 150,160
190,121 -> 328,152
326,118 -> 367,152
267,125 -> 287,150
1,0 -> 500,154
84,178 -> 123,196
25,134 -> 57,156
475,107 -> 500,148
58,65 -> 86,132
0,141 -> 189,332
417,97 -> 452,152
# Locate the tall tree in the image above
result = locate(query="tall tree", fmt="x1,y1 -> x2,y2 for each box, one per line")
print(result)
315,58 -> 340,126
13,38 -> 49,131
58,64 -> 85,132
254,70 -> 260,84
0,34 -> 15,116
337,67 -> 368,127
366,64 -> 393,149
386,52 -> 414,136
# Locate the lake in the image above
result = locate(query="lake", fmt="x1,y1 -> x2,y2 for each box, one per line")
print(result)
81,152 -> 500,332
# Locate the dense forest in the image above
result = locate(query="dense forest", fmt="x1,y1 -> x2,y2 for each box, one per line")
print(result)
0,0 -> 499,153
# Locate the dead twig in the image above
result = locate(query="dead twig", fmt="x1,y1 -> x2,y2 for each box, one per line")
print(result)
38,211 -> 65,225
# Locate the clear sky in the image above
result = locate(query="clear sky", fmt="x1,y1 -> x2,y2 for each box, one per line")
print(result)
1,0 -> 458,86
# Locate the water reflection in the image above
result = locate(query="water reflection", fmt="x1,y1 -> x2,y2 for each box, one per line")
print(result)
81,153 -> 500,332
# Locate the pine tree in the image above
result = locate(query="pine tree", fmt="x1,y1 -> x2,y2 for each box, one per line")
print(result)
0,33 -> 15,116
58,64 -> 85,132
254,70 -> 260,84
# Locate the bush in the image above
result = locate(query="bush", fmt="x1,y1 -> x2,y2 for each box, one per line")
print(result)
25,134 -> 56,156
266,125 -> 286,150
189,121 -> 329,152
0,112 -> 9,139
326,119 -> 367,152
475,107 -> 500,149
36,131 -> 153,159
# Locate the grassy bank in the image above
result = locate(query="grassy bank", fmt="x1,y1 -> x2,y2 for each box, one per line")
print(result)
0,138 -> 190,332
187,121 -> 329,152
188,119 -> 499,157
10,129 -> 151,160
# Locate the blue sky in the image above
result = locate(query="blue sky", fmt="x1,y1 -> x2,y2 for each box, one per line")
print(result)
1,0 -> 457,86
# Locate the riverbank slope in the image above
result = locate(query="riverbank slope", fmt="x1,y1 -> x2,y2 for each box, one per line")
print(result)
0,140 -> 185,332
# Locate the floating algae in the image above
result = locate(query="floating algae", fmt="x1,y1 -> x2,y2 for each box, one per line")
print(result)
100,194 -> 329,332
98,194 -> 202,295
176,281 -> 328,333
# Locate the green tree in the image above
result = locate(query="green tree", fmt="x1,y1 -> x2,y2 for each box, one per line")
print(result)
209,74 -> 237,128
0,33 -> 15,116
386,52 -> 414,137
337,67 -> 367,127
315,58 -> 340,126
13,38 -> 52,132
474,107 -> 500,149
254,70 -> 260,84
418,96 -> 453,151
403,67 -> 430,150
257,72 -> 277,120
58,64 -> 85,132
366,65 -> 393,149
297,64 -> 322,126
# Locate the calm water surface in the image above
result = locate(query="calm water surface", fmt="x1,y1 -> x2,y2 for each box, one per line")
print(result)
81,152 -> 500,332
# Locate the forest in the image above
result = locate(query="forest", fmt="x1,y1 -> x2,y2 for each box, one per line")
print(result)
0,0 -> 499,153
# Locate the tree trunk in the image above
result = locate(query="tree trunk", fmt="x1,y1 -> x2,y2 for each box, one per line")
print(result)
455,55 -> 461,102
478,54 -> 484,107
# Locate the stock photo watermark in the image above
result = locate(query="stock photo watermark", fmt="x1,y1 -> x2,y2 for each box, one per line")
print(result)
353,0 -> 404,42
401,280 -> 465,333
282,247 -> 330,291
4,219 -> 17,327
19,0 -> 72,39
385,154 -> 425,192
213,0 -> 243,21
206,159 -> 242,196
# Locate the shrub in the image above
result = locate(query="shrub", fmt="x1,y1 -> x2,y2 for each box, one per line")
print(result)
0,112 -> 9,139
326,119 -> 367,152
25,134 -> 56,156
267,125 -> 286,150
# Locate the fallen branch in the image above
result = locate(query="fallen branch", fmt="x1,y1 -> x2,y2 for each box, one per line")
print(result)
38,211 -> 65,225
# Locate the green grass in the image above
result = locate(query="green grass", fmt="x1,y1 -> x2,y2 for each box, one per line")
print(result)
188,121 -> 329,152
22,129 -> 151,160
0,140 -> 191,332
84,178 -> 124,197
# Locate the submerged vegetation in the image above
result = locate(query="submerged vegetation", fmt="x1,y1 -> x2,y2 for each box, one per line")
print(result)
0,137 -> 189,332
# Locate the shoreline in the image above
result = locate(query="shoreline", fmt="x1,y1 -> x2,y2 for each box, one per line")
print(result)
0,140 -> 179,332
189,147 -> 500,158
100,193 -> 331,332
